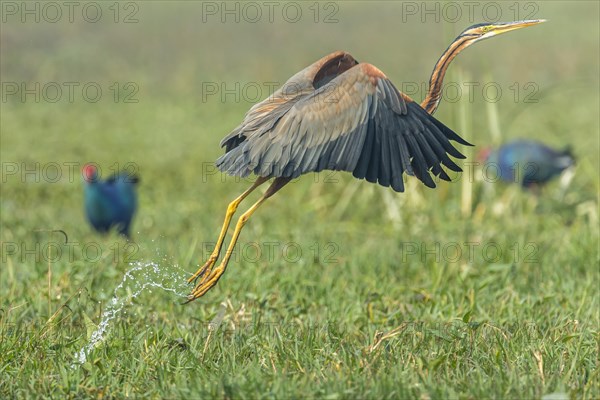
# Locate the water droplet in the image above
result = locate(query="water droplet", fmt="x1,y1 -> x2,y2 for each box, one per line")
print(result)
73,260 -> 191,366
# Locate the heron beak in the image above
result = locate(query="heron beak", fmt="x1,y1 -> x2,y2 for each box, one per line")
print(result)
484,19 -> 546,38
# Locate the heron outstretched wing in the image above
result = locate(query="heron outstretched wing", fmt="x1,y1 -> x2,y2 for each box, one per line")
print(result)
219,51 -> 355,152
217,61 -> 471,192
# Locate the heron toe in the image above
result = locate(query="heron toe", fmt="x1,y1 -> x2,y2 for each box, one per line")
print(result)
189,264 -> 227,300
188,255 -> 218,284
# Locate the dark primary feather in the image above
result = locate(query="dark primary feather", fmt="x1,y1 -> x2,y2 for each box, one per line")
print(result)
217,52 -> 471,192
486,139 -> 575,187
84,169 -> 139,237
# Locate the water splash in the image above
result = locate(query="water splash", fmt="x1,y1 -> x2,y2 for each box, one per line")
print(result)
74,260 -> 191,365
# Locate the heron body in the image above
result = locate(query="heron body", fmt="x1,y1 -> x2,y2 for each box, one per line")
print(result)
217,55 -> 470,192
83,164 -> 139,238
485,140 -> 574,187
187,19 -> 545,302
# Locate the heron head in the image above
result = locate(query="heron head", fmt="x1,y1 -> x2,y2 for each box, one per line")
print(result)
459,19 -> 545,43
82,164 -> 99,183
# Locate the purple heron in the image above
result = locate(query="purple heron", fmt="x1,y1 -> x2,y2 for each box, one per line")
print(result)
186,20 -> 545,302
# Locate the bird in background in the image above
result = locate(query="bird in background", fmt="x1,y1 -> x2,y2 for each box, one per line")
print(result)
82,164 -> 139,239
478,139 -> 575,188
479,139 -> 575,188
186,19 -> 545,303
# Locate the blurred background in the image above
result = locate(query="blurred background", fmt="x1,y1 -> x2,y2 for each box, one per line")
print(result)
3,0 -> 599,312
2,0 -> 599,298
1,1 -> 599,396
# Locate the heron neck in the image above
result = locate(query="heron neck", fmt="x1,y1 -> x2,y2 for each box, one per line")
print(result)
421,35 -> 474,115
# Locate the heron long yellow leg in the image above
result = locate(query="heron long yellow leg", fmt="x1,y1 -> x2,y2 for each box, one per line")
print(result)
187,176 -> 269,285
187,177 -> 290,302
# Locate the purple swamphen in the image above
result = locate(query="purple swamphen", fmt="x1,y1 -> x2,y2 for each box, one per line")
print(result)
82,164 -> 139,238
480,139 -> 575,188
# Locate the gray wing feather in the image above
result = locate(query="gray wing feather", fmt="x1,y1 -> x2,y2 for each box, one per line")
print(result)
216,63 -> 471,192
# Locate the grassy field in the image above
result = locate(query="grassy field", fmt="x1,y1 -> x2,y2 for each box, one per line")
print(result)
1,1 -> 599,398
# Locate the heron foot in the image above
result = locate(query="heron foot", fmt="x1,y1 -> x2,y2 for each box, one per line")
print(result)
187,254 -> 218,285
187,263 -> 227,302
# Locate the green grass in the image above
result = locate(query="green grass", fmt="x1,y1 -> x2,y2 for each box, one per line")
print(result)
1,2 -> 599,399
